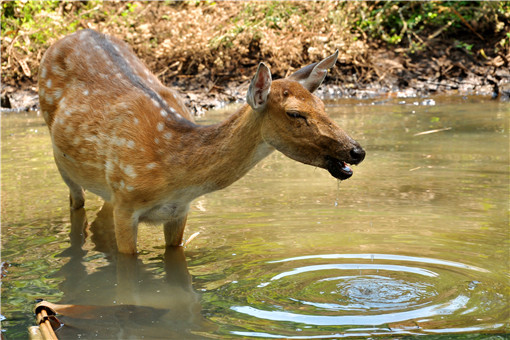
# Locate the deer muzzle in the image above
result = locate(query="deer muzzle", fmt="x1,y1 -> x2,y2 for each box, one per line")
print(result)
325,142 -> 365,180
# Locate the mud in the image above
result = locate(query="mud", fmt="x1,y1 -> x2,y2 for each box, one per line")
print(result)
2,45 -> 509,115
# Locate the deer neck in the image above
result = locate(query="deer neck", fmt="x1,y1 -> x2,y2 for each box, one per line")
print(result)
173,104 -> 274,193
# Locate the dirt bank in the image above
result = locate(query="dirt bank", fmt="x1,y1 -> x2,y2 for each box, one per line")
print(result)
2,42 -> 508,116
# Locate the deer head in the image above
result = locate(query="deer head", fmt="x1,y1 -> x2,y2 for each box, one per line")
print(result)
247,51 -> 365,180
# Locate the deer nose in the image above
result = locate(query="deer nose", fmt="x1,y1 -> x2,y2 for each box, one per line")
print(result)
349,145 -> 365,164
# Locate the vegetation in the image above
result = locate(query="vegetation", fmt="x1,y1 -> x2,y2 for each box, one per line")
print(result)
357,1 -> 509,50
1,1 -> 509,87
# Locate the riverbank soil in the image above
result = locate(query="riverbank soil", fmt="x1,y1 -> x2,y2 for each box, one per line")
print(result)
2,2 -> 509,112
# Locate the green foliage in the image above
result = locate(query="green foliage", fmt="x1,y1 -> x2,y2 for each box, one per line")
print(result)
355,1 -> 510,51
2,1 -> 101,42
455,40 -> 474,54
121,2 -> 139,17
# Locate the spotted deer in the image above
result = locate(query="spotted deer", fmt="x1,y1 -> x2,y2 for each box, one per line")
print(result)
39,29 -> 365,254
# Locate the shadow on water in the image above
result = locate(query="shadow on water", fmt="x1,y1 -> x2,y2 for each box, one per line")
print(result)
48,204 -> 215,339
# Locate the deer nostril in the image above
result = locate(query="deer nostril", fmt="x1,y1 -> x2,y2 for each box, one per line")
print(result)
349,146 -> 366,164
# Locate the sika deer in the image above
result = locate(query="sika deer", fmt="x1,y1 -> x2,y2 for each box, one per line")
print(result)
39,29 -> 365,254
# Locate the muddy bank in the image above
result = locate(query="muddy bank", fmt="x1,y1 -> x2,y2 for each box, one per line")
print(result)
3,45 -> 508,116
168,45 -> 510,116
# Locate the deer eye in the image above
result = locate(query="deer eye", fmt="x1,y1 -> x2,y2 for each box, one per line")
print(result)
286,110 -> 307,120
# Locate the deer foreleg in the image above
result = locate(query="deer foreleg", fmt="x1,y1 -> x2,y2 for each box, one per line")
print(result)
113,205 -> 138,254
164,214 -> 188,247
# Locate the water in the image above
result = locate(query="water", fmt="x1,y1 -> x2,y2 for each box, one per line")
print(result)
1,96 -> 509,339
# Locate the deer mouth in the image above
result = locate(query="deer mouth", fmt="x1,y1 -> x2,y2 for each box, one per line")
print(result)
325,156 -> 353,180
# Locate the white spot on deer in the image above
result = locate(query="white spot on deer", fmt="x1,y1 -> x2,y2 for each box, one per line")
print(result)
39,88 -> 45,97
119,180 -> 125,189
116,102 -> 129,111
56,118 -> 64,125
112,136 -> 126,147
163,132 -> 172,140
85,135 -> 100,145
83,89 -> 89,96
45,94 -> 54,105
73,137 -> 81,145
65,125 -> 73,134
157,122 -> 164,132
146,162 -> 157,170
133,118 -> 139,125
176,113 -> 183,119
154,138 -> 160,145
122,164 -> 137,178
105,161 -> 114,182
126,185 -> 134,192
54,89 -> 62,100
127,140 -> 135,149
151,98 -> 160,108
59,97 -> 67,108
64,110 -> 71,116
41,67 -> 47,79
52,65 -> 66,77
160,110 -> 168,118
46,79 -> 52,88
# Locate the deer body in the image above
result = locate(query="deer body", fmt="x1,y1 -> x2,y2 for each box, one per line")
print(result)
39,29 -> 364,254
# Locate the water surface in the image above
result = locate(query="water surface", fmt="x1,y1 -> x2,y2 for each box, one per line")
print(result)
1,96 -> 509,338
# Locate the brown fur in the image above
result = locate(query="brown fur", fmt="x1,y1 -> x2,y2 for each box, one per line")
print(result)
39,29 -> 364,254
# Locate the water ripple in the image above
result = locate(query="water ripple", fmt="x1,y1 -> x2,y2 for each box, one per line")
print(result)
232,294 -> 470,326
221,253 -> 506,337
268,253 -> 489,272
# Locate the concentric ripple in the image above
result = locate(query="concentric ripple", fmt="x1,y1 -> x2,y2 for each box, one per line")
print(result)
212,254 -> 507,338
293,274 -> 435,312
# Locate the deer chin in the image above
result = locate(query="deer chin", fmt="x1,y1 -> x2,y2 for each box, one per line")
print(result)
325,156 -> 353,180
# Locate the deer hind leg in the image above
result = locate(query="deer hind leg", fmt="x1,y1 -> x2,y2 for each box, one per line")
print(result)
113,204 -> 138,254
54,162 -> 88,252
164,214 -> 188,247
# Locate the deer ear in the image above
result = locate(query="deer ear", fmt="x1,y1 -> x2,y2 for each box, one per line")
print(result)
289,50 -> 339,93
247,63 -> 272,111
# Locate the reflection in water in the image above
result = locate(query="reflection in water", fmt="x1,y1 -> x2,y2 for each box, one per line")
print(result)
268,253 -> 490,272
51,205 -> 214,339
265,263 -> 439,280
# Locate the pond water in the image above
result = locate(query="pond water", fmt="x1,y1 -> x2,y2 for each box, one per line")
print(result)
1,96 -> 509,339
